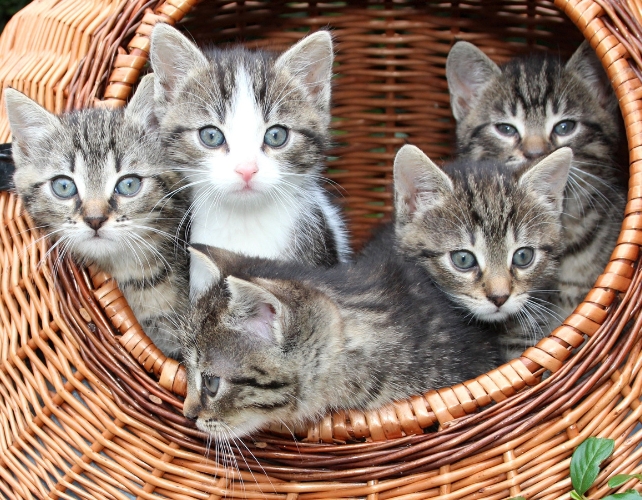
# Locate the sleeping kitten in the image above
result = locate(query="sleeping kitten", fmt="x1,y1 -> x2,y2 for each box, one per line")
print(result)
149,25 -> 350,297
5,76 -> 189,358
395,146 -> 572,361
180,145 -> 503,439
446,41 -> 627,324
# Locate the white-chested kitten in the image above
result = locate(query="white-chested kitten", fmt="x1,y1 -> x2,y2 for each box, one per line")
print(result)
149,25 -> 350,297
6,76 -> 190,358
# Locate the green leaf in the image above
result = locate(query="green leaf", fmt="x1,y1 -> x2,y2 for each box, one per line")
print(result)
602,490 -> 642,499
570,491 -> 585,500
609,475 -> 642,488
570,437 -> 615,495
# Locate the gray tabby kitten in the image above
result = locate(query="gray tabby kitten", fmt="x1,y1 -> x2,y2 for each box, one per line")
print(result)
6,76 -> 189,358
446,41 -> 627,325
180,145 -> 502,440
395,146 -> 572,361
149,25 -> 350,297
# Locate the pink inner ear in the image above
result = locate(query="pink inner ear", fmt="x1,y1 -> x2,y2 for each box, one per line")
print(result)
244,301 -> 276,342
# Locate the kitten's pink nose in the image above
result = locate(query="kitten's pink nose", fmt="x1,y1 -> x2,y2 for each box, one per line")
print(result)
84,216 -> 107,231
235,162 -> 258,183
488,294 -> 509,307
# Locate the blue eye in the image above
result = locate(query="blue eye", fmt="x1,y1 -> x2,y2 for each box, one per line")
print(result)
115,176 -> 142,196
264,126 -> 288,147
203,374 -> 220,397
199,126 -> 226,148
451,250 -> 477,270
512,247 -> 534,267
495,123 -> 519,137
552,120 -> 576,136
51,177 -> 77,199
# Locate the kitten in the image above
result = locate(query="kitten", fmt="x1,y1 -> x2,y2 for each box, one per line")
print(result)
180,145 -> 502,440
149,25 -> 350,297
395,146 -> 572,361
446,41 -> 627,325
5,76 -> 189,358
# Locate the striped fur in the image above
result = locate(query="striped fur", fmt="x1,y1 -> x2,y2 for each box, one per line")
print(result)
149,25 -> 350,298
181,227 -> 501,439
394,146 -> 571,361
6,78 -> 190,358
447,41 -> 627,336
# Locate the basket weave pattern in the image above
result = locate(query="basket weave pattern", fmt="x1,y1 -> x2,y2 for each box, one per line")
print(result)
2,0 -> 642,498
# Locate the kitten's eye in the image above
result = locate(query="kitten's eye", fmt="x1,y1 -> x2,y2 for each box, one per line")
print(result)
264,126 -> 288,148
51,176 -> 77,199
552,120 -> 576,136
199,126 -> 226,148
202,374 -> 220,397
115,176 -> 142,196
495,123 -> 519,137
512,247 -> 534,267
451,250 -> 477,270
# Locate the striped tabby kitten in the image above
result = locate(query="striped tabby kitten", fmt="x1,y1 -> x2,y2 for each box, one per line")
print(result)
5,76 -> 189,358
180,146 -> 501,439
395,146 -> 572,361
446,41 -> 627,326
149,25 -> 350,297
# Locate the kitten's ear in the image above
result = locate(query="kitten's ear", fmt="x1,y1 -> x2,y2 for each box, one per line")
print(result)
124,74 -> 157,128
150,23 -> 209,104
446,41 -> 501,121
226,276 -> 283,344
394,145 -> 453,224
275,31 -> 334,112
4,88 -> 59,144
519,147 -> 573,212
566,41 -> 616,112
188,245 -> 223,285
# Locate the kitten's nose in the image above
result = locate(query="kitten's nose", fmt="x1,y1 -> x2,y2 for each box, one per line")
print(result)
235,162 -> 258,183
84,216 -> 107,231
488,294 -> 509,307
521,137 -> 550,160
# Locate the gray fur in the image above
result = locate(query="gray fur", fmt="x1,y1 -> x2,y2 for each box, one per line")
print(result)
182,235 -> 500,439
446,40 -> 627,330
395,146 -> 571,361
6,77 -> 190,358
149,25 -> 349,296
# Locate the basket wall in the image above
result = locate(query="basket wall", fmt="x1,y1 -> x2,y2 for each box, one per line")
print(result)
2,0 -> 642,499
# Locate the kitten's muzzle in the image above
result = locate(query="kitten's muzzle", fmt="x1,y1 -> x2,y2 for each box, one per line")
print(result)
84,215 -> 108,231
488,294 -> 509,307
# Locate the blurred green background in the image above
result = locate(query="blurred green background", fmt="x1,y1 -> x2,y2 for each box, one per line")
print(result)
0,0 -> 30,33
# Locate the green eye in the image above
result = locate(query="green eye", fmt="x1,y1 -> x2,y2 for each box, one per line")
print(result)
51,176 -> 77,199
512,247 -> 534,267
552,120 -> 576,136
451,250 -> 477,270
264,126 -> 288,147
199,126 -> 226,148
495,123 -> 519,137
203,374 -> 220,397
115,176 -> 141,196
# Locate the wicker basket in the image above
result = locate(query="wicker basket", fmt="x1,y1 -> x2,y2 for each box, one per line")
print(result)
1,0 -> 642,498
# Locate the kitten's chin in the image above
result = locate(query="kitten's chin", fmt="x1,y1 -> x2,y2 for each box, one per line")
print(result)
196,415 -> 267,439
